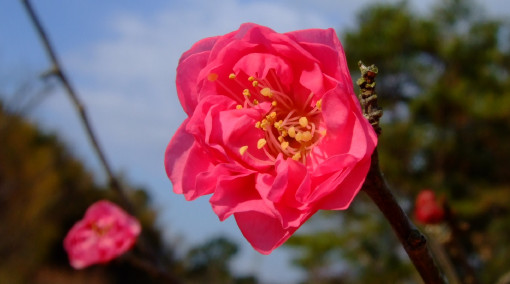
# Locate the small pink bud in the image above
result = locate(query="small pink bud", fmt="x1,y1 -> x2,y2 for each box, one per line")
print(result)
414,189 -> 445,224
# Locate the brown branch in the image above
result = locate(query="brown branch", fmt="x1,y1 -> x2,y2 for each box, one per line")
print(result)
358,61 -> 446,283
21,0 -> 133,214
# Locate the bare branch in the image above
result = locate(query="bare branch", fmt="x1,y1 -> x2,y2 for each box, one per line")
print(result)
20,0 -> 133,213
358,61 -> 446,283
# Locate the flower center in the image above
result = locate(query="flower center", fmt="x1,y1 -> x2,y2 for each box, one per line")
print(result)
91,222 -> 111,236
209,70 -> 326,164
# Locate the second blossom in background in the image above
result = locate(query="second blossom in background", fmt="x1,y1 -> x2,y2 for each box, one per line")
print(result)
63,200 -> 141,269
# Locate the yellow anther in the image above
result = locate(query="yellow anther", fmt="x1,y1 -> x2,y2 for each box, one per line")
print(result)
319,129 -> 327,136
253,99 -> 259,105
260,87 -> 272,97
266,112 -> 277,122
248,76 -> 255,82
255,121 -> 261,128
274,120 -> 284,130
281,130 -> 288,137
295,131 -> 303,142
288,127 -> 296,138
301,131 -> 313,142
316,99 -> 322,110
257,138 -> 267,149
229,73 -> 236,79
239,146 -> 248,155
271,100 -> 278,106
243,89 -> 251,97
236,105 -> 243,110
260,119 -> 270,130
299,117 -> 309,128
281,141 -> 289,150
292,152 -> 301,161
207,73 -> 218,81
278,136 -> 284,143
252,81 -> 259,87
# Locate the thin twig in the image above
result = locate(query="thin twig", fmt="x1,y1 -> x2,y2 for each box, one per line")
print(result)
21,0 -> 133,213
358,61 -> 446,283
21,2 -> 181,282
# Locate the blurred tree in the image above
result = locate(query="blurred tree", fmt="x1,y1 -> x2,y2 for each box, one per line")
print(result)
0,101 -> 256,283
286,0 -> 510,283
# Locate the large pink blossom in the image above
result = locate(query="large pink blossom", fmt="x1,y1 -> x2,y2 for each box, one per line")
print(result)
165,23 -> 377,254
63,200 -> 141,269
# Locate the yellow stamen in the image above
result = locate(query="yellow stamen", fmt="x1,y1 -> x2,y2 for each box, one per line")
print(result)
273,120 -> 283,130
319,129 -> 327,136
260,87 -> 272,98
292,152 -> 301,161
253,99 -> 259,105
208,73 -> 218,81
229,73 -> 236,79
255,121 -> 261,128
243,89 -> 251,97
260,119 -> 270,130
299,117 -> 308,128
278,136 -> 284,143
271,100 -> 278,106
281,141 -> 289,150
301,131 -> 313,142
248,76 -> 255,82
295,131 -> 303,142
257,138 -> 267,149
288,127 -> 296,138
316,99 -> 322,110
239,146 -> 248,155
252,81 -> 259,87
236,105 -> 243,109
281,130 -> 288,137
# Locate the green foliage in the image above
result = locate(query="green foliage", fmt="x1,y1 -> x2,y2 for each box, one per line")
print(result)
287,0 -> 510,283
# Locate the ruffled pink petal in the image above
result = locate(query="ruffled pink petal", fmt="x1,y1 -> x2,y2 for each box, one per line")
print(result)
234,209 -> 315,254
218,104 -> 273,170
255,158 -> 312,229
176,50 -> 212,116
186,95 -> 237,161
287,28 -> 354,94
179,36 -> 219,65
321,84 -> 352,134
165,120 -> 215,200
233,53 -> 293,87
210,172 -> 274,221
318,156 -> 372,210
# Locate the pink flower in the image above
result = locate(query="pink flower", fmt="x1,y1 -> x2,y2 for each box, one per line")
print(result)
63,200 -> 141,269
414,190 -> 445,225
165,23 -> 377,254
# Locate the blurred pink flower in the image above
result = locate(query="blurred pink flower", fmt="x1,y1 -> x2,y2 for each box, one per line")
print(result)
64,200 -> 141,269
415,189 -> 445,224
165,23 -> 377,254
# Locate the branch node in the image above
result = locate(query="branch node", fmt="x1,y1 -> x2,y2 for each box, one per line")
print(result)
357,61 -> 383,135
408,229 -> 427,250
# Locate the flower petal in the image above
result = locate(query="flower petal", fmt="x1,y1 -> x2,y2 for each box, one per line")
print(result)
176,50 -> 212,116
210,172 -> 273,221
234,209 -> 314,254
165,120 -> 215,200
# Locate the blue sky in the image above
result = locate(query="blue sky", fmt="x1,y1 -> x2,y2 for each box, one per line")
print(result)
2,0 -> 509,282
